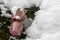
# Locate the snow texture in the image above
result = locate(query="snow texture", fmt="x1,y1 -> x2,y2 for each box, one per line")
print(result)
25,0 -> 60,40
0,4 -> 11,18
1,0 -> 60,40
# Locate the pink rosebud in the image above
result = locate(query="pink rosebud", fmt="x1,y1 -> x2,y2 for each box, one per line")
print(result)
9,8 -> 25,36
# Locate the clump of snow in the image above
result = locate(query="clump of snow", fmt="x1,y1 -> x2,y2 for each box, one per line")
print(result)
29,18 -> 33,22
4,0 -> 42,15
27,0 -> 43,7
0,3 -> 12,18
1,7 -> 11,18
1,12 -> 12,18
14,16 -> 20,19
25,0 -> 60,40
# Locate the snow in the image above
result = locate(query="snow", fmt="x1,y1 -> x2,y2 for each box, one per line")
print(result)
40,0 -> 60,10
25,0 -> 60,40
3,0 -> 42,15
0,3 -> 11,18
1,0 -> 60,40
1,11 -> 12,18
14,16 -> 20,19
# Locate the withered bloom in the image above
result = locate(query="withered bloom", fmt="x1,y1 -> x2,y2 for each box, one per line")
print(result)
9,8 -> 25,36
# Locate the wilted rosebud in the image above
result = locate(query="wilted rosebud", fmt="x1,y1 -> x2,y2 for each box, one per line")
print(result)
9,8 -> 25,36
